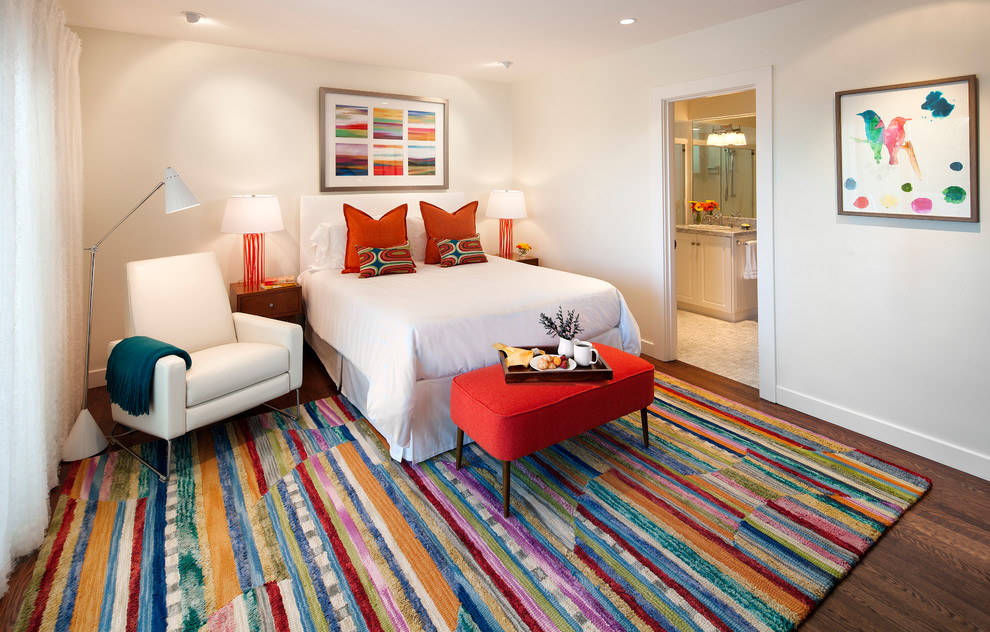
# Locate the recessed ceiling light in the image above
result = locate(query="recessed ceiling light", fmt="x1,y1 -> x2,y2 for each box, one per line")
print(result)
496,61 -> 513,69
182,11 -> 204,24
619,18 -> 637,25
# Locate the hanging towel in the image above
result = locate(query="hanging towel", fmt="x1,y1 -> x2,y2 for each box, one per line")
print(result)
743,240 -> 758,280
106,335 -> 192,416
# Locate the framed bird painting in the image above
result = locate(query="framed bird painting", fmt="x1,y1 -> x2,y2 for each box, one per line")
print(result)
835,75 -> 978,222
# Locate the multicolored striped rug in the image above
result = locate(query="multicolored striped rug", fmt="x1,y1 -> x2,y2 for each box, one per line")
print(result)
16,373 -> 929,631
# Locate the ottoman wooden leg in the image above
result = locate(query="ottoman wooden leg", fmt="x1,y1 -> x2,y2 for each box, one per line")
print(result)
455,428 -> 464,469
641,407 -> 649,448
503,460 -> 511,517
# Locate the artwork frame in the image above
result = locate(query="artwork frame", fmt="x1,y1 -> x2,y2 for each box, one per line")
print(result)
835,75 -> 978,222
319,87 -> 448,192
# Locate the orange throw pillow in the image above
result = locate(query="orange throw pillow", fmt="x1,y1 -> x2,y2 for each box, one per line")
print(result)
419,201 -> 480,264
342,203 -> 408,273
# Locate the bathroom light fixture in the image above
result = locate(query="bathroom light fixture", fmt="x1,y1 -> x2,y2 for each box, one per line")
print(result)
619,17 -> 637,25
182,11 -> 204,23
707,124 -> 747,146
496,61 -> 513,69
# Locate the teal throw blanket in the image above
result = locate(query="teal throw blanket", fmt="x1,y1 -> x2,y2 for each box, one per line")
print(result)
106,335 -> 192,416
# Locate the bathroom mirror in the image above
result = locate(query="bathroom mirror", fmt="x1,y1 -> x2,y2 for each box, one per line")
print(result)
691,116 -> 756,220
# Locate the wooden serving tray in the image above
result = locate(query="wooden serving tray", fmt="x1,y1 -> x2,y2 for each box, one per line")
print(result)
498,345 -> 614,383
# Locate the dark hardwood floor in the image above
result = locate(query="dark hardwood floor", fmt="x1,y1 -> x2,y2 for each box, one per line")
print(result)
2,348 -> 988,631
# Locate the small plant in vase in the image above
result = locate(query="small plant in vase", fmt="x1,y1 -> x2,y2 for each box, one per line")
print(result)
515,242 -> 532,257
539,306 -> 583,357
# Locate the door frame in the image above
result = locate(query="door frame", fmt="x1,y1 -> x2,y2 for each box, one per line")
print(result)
648,66 -> 777,401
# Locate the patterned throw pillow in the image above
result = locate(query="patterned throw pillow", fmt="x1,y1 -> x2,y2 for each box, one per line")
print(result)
356,242 -> 417,278
435,234 -> 488,267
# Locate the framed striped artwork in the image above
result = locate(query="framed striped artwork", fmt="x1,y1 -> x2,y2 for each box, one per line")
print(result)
320,87 -> 448,192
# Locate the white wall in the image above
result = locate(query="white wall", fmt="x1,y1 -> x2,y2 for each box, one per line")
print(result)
511,0 -> 990,479
75,28 -> 513,382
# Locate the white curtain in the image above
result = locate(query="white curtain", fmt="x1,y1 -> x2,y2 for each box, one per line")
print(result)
0,0 -> 85,597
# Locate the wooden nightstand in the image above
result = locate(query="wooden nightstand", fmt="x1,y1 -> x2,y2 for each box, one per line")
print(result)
230,282 -> 302,322
511,254 -> 539,267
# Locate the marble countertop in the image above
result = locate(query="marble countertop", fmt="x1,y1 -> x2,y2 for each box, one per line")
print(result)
676,224 -> 756,237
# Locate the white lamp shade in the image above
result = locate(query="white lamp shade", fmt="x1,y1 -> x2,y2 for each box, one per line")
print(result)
163,167 -> 201,213
486,190 -> 528,219
221,195 -> 284,234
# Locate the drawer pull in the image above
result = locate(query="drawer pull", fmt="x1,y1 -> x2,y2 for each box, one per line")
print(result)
269,303 -> 274,308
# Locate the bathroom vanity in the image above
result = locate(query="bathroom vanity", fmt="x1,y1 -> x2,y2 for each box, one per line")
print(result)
675,225 -> 757,322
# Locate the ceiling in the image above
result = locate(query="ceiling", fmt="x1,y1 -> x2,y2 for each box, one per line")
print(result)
61,0 -> 802,83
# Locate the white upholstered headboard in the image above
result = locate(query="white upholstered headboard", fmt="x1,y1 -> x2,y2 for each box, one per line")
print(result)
299,192 -> 465,271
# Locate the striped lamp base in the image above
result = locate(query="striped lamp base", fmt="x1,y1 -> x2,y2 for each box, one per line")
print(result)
498,218 -> 513,259
243,232 -> 265,290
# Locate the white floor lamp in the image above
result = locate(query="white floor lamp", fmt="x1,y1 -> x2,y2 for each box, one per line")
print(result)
62,167 -> 200,461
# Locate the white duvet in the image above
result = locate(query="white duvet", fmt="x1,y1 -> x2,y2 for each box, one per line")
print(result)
300,256 -> 641,461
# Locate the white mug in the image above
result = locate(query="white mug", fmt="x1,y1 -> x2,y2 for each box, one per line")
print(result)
573,340 -> 600,367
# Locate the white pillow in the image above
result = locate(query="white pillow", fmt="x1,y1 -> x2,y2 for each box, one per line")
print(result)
309,221 -> 347,270
407,216 -> 427,262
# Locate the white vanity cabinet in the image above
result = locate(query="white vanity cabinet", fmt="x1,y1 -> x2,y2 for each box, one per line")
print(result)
675,227 -> 757,322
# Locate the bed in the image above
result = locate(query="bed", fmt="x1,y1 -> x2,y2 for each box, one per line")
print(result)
299,192 -> 641,462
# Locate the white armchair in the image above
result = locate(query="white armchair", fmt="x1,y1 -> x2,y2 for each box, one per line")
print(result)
107,252 -> 302,481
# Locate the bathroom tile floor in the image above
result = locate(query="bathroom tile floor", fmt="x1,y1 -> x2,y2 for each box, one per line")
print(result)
676,309 -> 758,387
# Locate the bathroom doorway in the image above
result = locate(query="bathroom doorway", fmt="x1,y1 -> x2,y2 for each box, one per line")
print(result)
649,67 -> 776,401
676,97 -> 758,387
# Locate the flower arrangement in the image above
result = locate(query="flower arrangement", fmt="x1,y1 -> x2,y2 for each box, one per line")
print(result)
539,306 -> 583,341
515,242 -> 532,256
689,200 -> 719,214
689,200 -> 719,223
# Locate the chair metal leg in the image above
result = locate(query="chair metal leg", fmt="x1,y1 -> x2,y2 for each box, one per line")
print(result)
109,423 -> 171,483
261,388 -> 301,421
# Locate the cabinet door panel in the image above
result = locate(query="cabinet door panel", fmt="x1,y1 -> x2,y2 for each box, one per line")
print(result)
699,235 -> 729,309
675,233 -> 697,304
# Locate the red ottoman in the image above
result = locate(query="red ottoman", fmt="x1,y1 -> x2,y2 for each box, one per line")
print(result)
450,343 -> 654,516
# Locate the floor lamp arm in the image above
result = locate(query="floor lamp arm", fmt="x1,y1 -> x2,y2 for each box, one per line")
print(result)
92,181 -> 164,249
80,179 -> 165,408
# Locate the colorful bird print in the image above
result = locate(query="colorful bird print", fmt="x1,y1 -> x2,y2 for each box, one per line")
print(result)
856,110 -> 922,180
883,116 -> 922,179
883,116 -> 909,165
857,110 -> 885,164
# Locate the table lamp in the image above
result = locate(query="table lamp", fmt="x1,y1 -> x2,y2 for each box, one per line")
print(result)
63,167 -> 200,461
221,195 -> 283,290
487,189 -> 527,259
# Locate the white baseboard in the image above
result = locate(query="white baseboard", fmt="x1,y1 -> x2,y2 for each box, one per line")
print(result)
777,386 -> 990,482
639,338 -> 656,357
88,368 -> 106,388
